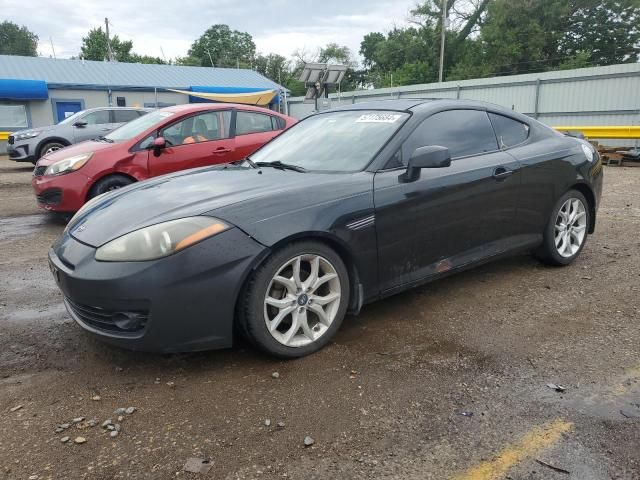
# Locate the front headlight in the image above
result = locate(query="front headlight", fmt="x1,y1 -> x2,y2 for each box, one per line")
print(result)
15,131 -> 40,140
44,153 -> 92,176
95,217 -> 231,262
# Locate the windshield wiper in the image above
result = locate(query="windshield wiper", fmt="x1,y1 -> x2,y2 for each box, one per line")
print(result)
96,136 -> 114,143
255,161 -> 307,173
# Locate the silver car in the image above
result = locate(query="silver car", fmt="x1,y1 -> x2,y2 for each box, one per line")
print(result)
7,107 -> 152,164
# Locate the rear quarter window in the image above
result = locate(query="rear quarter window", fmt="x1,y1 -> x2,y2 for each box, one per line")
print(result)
488,113 -> 530,148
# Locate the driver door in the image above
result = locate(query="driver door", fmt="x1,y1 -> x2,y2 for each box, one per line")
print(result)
374,109 -> 521,293
148,110 -> 235,177
73,110 -> 113,142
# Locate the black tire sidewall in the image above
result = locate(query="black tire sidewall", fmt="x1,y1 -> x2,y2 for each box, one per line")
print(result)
88,175 -> 134,199
541,190 -> 590,265
39,142 -> 65,158
241,241 -> 350,359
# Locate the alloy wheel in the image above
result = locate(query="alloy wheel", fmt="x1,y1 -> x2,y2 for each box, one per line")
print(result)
555,198 -> 587,258
264,254 -> 341,347
45,145 -> 62,155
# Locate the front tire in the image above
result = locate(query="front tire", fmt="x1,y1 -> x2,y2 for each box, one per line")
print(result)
239,241 -> 350,358
39,141 -> 66,159
537,190 -> 590,266
87,174 -> 134,200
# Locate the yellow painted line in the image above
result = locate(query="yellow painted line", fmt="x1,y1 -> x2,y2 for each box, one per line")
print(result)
451,419 -> 573,480
553,125 -> 640,139
0,132 -> 11,141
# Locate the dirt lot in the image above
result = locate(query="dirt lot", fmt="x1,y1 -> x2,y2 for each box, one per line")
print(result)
0,155 -> 638,480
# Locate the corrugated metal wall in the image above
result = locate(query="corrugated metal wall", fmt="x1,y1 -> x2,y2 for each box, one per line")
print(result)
288,63 -> 640,147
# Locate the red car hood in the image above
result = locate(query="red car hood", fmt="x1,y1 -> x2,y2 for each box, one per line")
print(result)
36,140 -> 119,166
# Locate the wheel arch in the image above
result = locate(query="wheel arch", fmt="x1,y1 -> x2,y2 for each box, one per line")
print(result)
569,182 -> 596,234
36,137 -> 71,158
236,231 -> 363,320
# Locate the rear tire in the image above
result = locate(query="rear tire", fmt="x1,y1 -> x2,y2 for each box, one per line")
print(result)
239,241 -> 350,358
536,190 -> 590,266
87,174 -> 134,200
39,141 -> 66,159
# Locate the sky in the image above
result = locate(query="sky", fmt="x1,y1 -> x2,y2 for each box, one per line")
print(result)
5,0 -> 417,62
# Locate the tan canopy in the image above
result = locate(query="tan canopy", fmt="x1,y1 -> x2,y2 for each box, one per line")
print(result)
168,89 -> 277,106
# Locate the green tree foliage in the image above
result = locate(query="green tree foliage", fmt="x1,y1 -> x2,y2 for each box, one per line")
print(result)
0,21 -> 38,56
80,27 -> 133,61
188,24 -> 256,68
254,53 -> 291,84
360,1 -> 490,87
468,0 -> 640,76
79,27 -> 165,64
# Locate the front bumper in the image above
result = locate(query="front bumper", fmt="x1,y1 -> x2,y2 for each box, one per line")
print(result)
7,142 -> 36,163
32,171 -> 91,212
48,227 -> 267,352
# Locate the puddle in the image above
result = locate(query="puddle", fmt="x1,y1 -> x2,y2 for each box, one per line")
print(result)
0,214 -> 65,241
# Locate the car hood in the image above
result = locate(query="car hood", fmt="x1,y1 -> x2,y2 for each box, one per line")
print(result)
13,125 -> 55,137
68,165 -> 371,247
36,140 -> 117,166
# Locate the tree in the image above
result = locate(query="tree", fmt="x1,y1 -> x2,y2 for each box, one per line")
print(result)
0,21 -> 38,56
188,25 -> 256,68
559,0 -> 640,66
79,27 -> 166,64
80,27 -> 134,61
254,53 -> 291,84
478,0 -> 640,77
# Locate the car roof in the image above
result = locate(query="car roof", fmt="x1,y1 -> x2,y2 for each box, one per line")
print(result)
160,103 -> 287,116
328,98 -> 533,122
82,106 -> 152,112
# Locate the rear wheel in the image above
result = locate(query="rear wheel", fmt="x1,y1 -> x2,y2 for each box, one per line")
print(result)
537,190 -> 590,266
239,241 -> 350,358
87,174 -> 134,200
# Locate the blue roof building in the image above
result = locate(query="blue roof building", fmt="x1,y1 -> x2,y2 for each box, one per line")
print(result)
0,54 -> 285,138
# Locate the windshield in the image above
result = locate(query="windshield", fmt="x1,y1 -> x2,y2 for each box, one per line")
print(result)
249,110 -> 409,172
105,110 -> 174,142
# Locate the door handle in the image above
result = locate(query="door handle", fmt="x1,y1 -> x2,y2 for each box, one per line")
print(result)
493,167 -> 514,180
212,147 -> 232,154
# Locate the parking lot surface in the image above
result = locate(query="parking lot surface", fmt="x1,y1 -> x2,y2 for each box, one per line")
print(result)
0,155 -> 638,479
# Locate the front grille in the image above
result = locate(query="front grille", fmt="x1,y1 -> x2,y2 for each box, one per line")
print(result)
66,297 -> 149,334
33,165 -> 47,177
7,135 -> 14,145
36,189 -> 62,205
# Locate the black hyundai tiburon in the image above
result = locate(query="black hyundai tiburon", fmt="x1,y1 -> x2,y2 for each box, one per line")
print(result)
49,99 -> 603,358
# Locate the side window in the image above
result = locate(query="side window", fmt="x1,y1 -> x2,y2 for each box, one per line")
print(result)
235,111 -> 274,135
82,110 -> 111,125
403,109 -> 499,162
272,116 -> 285,130
113,110 -> 140,123
488,113 -> 530,148
161,111 -> 231,146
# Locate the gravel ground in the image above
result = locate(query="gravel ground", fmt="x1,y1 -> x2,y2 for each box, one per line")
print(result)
0,155 -> 638,480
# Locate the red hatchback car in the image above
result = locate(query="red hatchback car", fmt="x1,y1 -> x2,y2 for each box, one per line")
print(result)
32,103 -> 296,212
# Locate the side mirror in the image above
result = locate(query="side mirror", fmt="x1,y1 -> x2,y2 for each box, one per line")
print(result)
400,145 -> 451,183
152,136 -> 167,157
73,121 -> 87,128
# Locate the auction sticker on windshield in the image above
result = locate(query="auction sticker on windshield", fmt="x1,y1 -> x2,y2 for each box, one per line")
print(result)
356,113 -> 403,123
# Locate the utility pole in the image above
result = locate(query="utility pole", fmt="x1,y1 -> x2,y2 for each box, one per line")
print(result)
438,0 -> 447,82
105,17 -> 113,61
49,37 -> 56,59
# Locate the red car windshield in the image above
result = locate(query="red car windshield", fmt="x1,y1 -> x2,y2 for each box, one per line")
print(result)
105,110 -> 176,142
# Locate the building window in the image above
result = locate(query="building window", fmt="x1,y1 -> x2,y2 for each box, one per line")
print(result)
116,96 -> 126,107
0,104 -> 28,129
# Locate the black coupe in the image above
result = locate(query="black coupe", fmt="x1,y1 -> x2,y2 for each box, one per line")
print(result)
49,99 -> 603,357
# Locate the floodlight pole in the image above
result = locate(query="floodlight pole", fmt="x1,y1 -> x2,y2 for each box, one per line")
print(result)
438,0 -> 447,82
